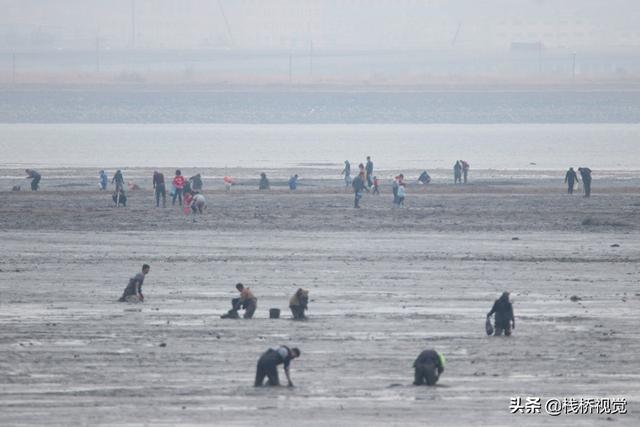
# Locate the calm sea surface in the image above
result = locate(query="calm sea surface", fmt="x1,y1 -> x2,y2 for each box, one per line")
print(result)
1,123 -> 639,172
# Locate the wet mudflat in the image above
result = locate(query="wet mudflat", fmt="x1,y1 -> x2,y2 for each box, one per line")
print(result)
0,183 -> 639,426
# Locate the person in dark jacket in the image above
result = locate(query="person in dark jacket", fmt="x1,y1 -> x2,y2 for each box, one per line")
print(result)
259,172 -> 270,190
487,291 -> 515,336
255,346 -> 301,387
352,173 -> 366,208
112,170 -> 125,192
289,288 -> 309,320
453,161 -> 462,184
153,171 -> 166,207
578,167 -> 592,197
112,188 -> 127,207
25,169 -> 41,191
564,167 -> 579,194
365,156 -> 374,187
413,349 -> 445,386
118,264 -> 150,302
189,173 -> 203,191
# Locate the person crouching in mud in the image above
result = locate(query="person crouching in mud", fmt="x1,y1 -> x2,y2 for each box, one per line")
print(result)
487,291 -> 515,336
289,288 -> 309,320
255,346 -> 301,387
118,264 -> 150,303
413,349 -> 445,386
221,283 -> 257,319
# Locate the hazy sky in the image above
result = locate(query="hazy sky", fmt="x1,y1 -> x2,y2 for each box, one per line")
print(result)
2,0 -> 639,51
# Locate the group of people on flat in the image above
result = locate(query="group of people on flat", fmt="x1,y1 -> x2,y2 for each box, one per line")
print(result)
453,160 -> 470,184
343,156 -> 380,208
344,156 -> 470,208
101,169 -> 207,214
565,166 -> 593,197
218,283 -> 309,320
117,263 -> 515,388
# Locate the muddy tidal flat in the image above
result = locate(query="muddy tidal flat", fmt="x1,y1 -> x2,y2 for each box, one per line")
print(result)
1,175 -> 639,426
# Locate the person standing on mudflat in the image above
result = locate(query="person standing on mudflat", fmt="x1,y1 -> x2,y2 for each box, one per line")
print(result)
99,170 -> 108,191
352,172 -> 366,208
172,170 -> 185,206
189,173 -> 203,191
413,349 -> 445,386
564,167 -> 579,194
118,264 -> 150,303
259,172 -> 270,190
255,346 -> 301,387
25,169 -> 41,191
487,291 -> 515,336
342,160 -> 352,188
153,171 -> 166,207
288,174 -> 299,191
578,167 -> 592,197
112,170 -> 125,192
453,161 -> 462,184
461,160 -> 470,184
365,156 -> 374,188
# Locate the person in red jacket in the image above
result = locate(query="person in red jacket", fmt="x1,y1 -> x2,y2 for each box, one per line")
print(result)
172,169 -> 185,206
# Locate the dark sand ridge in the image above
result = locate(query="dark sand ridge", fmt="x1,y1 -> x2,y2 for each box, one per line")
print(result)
0,179 -> 639,426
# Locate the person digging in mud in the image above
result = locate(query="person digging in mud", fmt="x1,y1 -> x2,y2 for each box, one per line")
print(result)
289,288 -> 309,320
25,169 -> 41,191
112,188 -> 127,207
487,291 -> 515,336
413,349 -> 445,386
118,264 -> 150,303
255,346 -> 301,387
564,167 -> 579,194
191,192 -> 206,214
221,283 -> 257,319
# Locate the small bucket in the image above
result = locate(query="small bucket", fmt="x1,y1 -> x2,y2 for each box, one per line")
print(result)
269,308 -> 280,319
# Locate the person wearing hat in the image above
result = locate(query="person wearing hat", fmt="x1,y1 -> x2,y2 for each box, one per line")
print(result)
255,345 -> 301,387
413,349 -> 445,386
487,291 -> 515,336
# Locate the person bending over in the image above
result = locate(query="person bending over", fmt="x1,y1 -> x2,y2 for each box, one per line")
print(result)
255,346 -> 301,387
221,283 -> 257,319
413,349 -> 445,386
289,288 -> 309,320
118,264 -> 150,302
